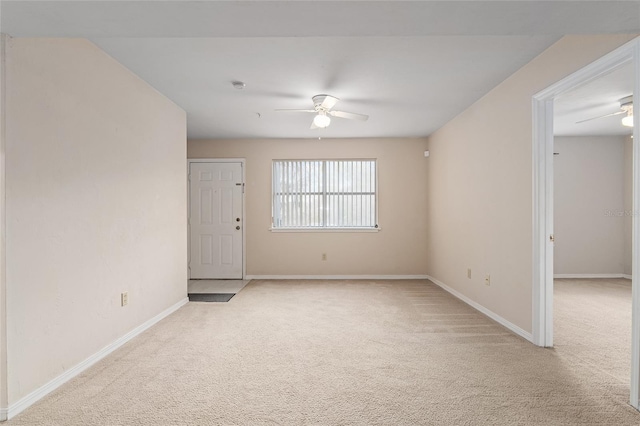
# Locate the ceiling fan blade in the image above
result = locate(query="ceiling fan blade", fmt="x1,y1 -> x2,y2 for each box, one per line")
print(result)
576,110 -> 625,124
329,110 -> 369,121
275,109 -> 316,113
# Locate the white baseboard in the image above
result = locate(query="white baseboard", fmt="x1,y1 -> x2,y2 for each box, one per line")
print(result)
245,275 -> 429,280
426,275 -> 533,343
6,297 -> 189,420
554,273 -> 632,280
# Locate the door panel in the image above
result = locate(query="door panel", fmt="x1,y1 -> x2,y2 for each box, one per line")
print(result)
189,162 -> 243,279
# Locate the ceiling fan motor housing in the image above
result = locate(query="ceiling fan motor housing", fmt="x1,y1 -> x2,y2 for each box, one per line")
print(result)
312,94 -> 339,112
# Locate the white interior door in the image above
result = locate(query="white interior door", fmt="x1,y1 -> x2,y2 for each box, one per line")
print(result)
189,162 -> 243,279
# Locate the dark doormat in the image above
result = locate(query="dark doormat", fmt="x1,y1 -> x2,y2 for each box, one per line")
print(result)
188,293 -> 235,303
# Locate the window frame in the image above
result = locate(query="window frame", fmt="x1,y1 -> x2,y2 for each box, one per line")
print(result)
270,158 -> 380,232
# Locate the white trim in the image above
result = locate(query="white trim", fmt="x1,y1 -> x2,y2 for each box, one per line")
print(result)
269,227 -> 380,233
245,275 -> 429,280
531,95 -> 554,347
427,276 -> 534,343
531,36 -> 640,409
554,274 -> 632,279
533,42 -> 635,100
0,34 -> 8,419
6,298 -> 188,420
631,38 -> 640,410
187,158 -> 246,280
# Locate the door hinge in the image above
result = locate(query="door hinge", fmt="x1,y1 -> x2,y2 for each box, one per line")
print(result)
550,234 -> 555,243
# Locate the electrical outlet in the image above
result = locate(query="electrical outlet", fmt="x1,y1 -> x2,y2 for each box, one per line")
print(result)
121,292 -> 129,306
322,253 -> 327,261
484,275 -> 491,286
467,268 -> 471,279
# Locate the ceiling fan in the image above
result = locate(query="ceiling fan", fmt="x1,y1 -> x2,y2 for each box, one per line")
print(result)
576,95 -> 633,127
276,94 -> 369,129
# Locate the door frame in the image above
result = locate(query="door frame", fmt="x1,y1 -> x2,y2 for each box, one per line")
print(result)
187,158 -> 246,280
532,37 -> 640,408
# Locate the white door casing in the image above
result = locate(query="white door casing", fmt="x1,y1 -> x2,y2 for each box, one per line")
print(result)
189,162 -> 243,279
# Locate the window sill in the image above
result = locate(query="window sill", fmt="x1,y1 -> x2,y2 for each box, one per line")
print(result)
269,227 -> 381,233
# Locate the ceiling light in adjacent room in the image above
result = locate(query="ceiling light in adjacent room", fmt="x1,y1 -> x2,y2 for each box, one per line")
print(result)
232,81 -> 246,90
622,111 -> 634,127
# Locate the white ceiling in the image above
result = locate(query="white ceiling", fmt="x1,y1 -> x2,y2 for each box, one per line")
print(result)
554,63 -> 634,137
89,36 -> 561,139
2,1 -> 639,140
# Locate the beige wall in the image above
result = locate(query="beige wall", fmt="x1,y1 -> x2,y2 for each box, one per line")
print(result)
425,34 -> 636,333
5,38 -> 187,404
188,138 -> 429,276
554,136 -> 626,275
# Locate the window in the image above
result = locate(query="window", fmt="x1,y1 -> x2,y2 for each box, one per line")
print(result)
272,159 -> 377,230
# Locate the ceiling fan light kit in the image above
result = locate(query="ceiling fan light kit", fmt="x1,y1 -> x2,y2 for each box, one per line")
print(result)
276,94 -> 369,130
312,113 -> 331,128
620,95 -> 634,127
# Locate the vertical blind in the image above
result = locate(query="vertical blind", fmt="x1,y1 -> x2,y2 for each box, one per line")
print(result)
272,159 -> 377,229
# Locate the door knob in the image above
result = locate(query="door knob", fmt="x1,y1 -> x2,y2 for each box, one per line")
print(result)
236,226 -> 240,230
236,218 -> 240,222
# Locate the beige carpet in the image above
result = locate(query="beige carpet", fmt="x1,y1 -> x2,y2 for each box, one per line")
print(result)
554,278 -> 632,387
7,279 -> 640,425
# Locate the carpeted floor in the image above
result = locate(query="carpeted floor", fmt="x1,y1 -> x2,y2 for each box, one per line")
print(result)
7,279 -> 640,425
554,278 -> 632,387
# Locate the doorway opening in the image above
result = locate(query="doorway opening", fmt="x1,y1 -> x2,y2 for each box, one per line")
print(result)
552,62 -> 634,400
532,37 -> 640,408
